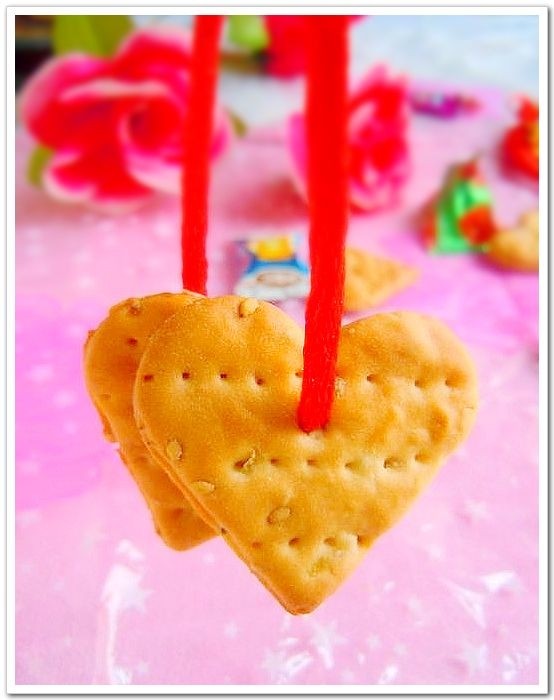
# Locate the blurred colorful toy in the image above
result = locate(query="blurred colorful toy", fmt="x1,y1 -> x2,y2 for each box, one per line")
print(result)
409,88 -> 479,118
234,233 -> 310,300
420,159 -> 497,253
21,25 -> 232,212
289,65 -> 409,212
501,97 -> 539,181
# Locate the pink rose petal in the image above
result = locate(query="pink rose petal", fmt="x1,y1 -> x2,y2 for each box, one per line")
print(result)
19,54 -> 107,147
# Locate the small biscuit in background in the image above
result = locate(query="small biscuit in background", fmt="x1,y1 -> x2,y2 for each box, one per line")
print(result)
84,292 -> 215,551
485,209 -> 539,272
344,248 -> 419,312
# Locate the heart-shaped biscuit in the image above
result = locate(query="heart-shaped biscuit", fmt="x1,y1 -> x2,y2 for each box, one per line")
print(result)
344,248 -> 419,312
84,292 -> 215,550
135,296 -> 477,613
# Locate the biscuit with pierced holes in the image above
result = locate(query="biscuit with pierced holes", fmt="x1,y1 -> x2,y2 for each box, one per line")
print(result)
84,292 -> 215,550
485,209 -> 538,272
344,248 -> 419,312
134,296 -> 478,613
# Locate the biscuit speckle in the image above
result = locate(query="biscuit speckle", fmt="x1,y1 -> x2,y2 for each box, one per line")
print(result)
126,338 -> 138,346
384,457 -> 403,469
288,537 -> 300,547
267,506 -> 292,524
310,557 -> 333,576
334,377 -> 346,397
143,374 -> 154,382
255,377 -> 265,386
235,450 -> 256,472
128,299 -> 142,315
182,371 -> 191,380
192,480 -> 215,494
239,298 -> 259,317
166,439 -> 183,461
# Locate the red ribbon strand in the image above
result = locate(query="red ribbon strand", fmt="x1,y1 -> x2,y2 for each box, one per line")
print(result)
297,17 -> 350,432
181,16 -> 223,294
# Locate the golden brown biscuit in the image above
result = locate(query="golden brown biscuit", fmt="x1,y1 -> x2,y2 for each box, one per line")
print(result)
344,248 -> 419,312
84,292 -> 215,550
485,209 -> 539,272
135,296 -> 477,613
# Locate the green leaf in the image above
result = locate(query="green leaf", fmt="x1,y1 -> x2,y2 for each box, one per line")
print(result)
52,15 -> 133,57
228,15 -> 269,52
27,145 -> 54,187
227,110 -> 249,138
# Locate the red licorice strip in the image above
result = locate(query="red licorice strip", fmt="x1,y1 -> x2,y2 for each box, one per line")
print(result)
181,16 -> 223,294
297,17 -> 350,432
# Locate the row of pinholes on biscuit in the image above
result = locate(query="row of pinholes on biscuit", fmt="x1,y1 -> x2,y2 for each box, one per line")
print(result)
217,516 -> 372,578
164,440 -> 429,477
140,369 -> 304,384
138,368 -> 463,392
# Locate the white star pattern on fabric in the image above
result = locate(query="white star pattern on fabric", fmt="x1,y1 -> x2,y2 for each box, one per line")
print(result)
367,634 -> 381,651
443,580 -> 486,628
83,525 -> 108,551
308,620 -> 346,669
377,663 -> 399,684
52,577 -> 65,593
16,510 -> 41,528
426,543 -> 444,560
76,275 -> 96,290
502,652 -> 531,682
111,666 -> 132,684
135,661 -> 150,676
52,390 -> 77,408
116,539 -> 144,563
341,669 -> 356,683
261,649 -> 313,684
457,642 -> 489,677
20,459 -> 40,475
102,564 -> 151,615
481,570 -> 521,594
224,622 -> 239,639
462,499 -> 491,522
27,364 -> 54,383
406,596 -> 427,626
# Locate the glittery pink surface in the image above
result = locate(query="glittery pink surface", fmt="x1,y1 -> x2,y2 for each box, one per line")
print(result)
15,87 -> 539,686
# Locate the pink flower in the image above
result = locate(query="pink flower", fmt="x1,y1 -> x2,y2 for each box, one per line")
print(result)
288,65 -> 410,211
19,27 -> 232,212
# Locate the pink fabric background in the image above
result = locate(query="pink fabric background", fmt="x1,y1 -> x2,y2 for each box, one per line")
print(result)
15,86 -> 539,686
